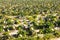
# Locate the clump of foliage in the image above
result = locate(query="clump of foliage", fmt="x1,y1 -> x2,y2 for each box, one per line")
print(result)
0,0 -> 60,40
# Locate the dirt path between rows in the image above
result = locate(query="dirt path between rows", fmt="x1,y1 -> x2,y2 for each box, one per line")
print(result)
51,38 -> 60,40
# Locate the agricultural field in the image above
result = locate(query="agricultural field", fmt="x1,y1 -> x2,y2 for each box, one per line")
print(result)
0,0 -> 60,40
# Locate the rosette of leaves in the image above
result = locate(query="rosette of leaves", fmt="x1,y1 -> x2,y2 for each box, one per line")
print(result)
56,19 -> 60,27
1,9 -> 6,14
10,6 -> 19,16
45,15 -> 57,21
16,25 -> 23,30
27,37 -> 37,40
2,32 -> 9,40
6,18 -> 14,25
18,26 -> 32,36
0,19 -> 4,24
8,25 -> 14,30
0,25 -> 3,32
43,33 -> 55,40
53,30 -> 60,37
44,21 -> 54,28
18,30 -> 27,36
14,19 -> 20,24
38,19 -> 45,29
12,10 -> 18,16
0,15 -> 3,19
43,28 -> 53,34
33,19 -> 45,29
39,29 -> 44,34
18,11 -> 24,17
27,16 -> 34,22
